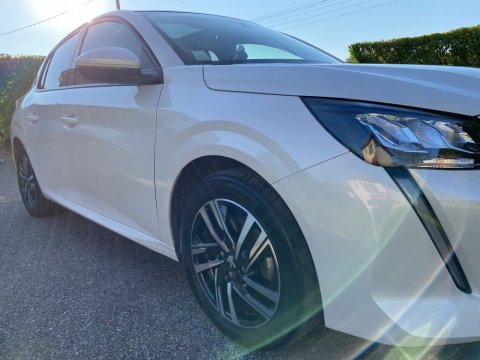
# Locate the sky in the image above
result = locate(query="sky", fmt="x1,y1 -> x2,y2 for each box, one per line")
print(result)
0,0 -> 479,60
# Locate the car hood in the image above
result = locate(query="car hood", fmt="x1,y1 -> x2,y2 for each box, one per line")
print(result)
203,63 -> 480,116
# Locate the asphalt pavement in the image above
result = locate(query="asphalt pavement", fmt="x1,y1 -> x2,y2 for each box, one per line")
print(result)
1,144 -> 480,360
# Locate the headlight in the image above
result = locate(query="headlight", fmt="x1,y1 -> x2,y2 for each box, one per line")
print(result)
303,98 -> 480,169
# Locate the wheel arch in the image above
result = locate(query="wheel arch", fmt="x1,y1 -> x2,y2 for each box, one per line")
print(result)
169,155 -> 324,345
169,154 -> 309,260
170,155 -> 257,259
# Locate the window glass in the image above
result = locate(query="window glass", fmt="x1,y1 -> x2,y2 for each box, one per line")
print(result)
81,21 -> 154,70
142,12 -> 339,65
240,44 -> 302,60
43,32 -> 79,89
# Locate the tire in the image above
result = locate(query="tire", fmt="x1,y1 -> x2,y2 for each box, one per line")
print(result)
16,147 -> 57,217
179,168 -> 322,350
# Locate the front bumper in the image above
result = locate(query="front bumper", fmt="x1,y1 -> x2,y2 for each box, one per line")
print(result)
273,152 -> 480,346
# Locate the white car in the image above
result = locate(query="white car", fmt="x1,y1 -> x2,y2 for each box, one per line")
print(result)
11,10 -> 480,349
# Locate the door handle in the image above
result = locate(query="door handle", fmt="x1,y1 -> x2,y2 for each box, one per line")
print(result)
61,115 -> 78,127
26,113 -> 39,123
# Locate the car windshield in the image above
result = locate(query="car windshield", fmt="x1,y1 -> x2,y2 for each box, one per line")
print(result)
140,12 -> 340,65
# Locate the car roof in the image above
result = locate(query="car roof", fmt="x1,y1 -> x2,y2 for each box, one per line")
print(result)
93,10 -> 255,26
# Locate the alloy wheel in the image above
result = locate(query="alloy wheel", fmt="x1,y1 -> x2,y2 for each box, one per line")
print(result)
17,155 -> 37,208
190,199 -> 281,329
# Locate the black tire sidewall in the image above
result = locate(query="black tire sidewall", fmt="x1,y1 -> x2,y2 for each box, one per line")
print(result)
16,150 -> 49,217
179,172 -> 307,349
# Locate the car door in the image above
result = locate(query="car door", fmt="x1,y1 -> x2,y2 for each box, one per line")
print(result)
23,29 -> 82,198
56,18 -> 163,239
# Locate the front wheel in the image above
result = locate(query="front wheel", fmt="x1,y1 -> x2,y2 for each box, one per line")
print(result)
179,168 -> 322,350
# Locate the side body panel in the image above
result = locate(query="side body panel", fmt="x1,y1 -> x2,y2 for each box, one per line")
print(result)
12,66 -> 349,260
55,85 -> 163,239
14,89 -> 65,192
153,66 -> 348,252
12,84 -> 173,257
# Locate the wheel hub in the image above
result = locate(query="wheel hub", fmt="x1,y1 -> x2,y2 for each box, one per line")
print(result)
225,254 -> 243,284
226,255 -> 236,269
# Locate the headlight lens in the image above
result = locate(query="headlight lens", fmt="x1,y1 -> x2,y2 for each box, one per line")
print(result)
303,98 -> 480,169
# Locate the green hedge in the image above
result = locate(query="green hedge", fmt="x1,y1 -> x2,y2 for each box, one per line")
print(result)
0,54 -> 45,143
348,25 -> 480,67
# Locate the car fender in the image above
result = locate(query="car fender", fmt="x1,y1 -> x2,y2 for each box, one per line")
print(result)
153,66 -> 348,255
